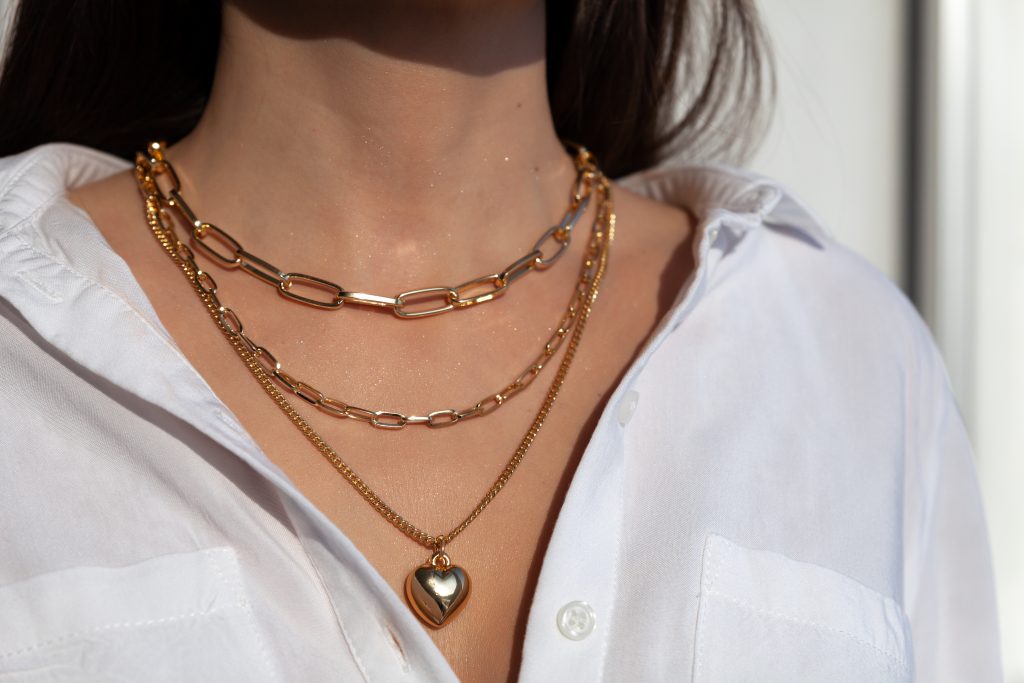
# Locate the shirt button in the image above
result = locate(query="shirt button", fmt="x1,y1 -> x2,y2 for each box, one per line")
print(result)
617,390 -> 640,426
556,600 -> 596,641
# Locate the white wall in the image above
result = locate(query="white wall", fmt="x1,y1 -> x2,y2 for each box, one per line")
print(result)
914,0 -> 1024,678
750,0 -> 906,284
972,1 -> 1024,679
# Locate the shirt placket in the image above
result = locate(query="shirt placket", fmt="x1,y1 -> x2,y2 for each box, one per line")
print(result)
514,209 -> 746,681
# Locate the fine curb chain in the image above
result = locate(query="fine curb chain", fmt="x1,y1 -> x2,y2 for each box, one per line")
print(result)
133,141 -> 615,551
147,140 -> 599,318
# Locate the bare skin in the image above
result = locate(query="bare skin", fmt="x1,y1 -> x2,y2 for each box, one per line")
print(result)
64,1 -> 697,681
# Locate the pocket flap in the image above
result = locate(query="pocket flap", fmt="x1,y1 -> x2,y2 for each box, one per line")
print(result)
693,534 -> 912,681
0,547 -> 278,681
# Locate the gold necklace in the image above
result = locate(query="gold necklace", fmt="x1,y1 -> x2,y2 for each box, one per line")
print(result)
139,142 -> 605,429
133,140 -> 615,628
149,143 -> 596,318
187,246 -> 593,429
136,142 -> 605,429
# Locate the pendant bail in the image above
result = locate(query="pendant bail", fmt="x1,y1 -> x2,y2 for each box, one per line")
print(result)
432,534 -> 446,553
431,550 -> 452,571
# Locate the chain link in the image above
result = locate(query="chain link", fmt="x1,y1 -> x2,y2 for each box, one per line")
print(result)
134,140 -> 614,551
151,143 -> 598,318
138,141 -> 605,430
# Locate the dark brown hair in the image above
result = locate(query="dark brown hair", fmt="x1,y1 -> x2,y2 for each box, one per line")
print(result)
0,0 -> 773,178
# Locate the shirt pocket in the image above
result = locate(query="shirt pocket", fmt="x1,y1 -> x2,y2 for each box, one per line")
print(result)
692,534 -> 913,682
0,546 -> 279,682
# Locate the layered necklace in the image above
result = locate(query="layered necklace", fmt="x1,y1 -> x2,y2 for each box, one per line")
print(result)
133,140 -> 614,628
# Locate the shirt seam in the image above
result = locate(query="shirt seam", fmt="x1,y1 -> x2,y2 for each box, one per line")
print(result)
295,548 -> 373,683
594,454 -> 627,682
695,538 -> 908,676
211,548 -> 283,683
1,183 -> 72,236
0,547 -> 238,662
702,587 -> 909,672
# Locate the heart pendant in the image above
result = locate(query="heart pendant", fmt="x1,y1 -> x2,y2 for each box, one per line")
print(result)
405,551 -> 471,628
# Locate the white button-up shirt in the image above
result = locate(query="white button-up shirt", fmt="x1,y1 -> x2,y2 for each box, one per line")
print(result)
0,142 -> 1002,682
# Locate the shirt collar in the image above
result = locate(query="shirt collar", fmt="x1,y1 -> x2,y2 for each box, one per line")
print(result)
0,140 -> 831,468
616,161 -> 830,246
0,141 -> 277,475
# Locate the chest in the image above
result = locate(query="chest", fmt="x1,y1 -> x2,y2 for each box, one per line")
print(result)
5,230 -> 915,682
131,253 -> 679,681
226,273 -> 692,676
63,175 -> 697,681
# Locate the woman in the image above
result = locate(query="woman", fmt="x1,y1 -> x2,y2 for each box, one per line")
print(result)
0,1 -> 1001,681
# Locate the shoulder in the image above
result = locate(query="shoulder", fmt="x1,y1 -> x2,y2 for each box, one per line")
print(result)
618,161 -> 937,368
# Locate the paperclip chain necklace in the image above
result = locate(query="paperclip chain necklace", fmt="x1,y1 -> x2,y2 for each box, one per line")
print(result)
136,142 -> 603,430
133,140 -> 614,628
151,143 -> 596,318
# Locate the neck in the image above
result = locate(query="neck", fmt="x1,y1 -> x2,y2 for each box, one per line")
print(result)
167,0 -> 583,287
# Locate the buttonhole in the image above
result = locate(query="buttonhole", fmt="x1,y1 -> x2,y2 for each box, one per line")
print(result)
386,626 -> 410,670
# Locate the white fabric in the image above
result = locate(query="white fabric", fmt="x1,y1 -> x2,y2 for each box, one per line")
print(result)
0,141 -> 1001,682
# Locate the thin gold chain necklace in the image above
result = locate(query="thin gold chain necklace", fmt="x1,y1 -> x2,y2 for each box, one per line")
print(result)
133,140 -> 615,628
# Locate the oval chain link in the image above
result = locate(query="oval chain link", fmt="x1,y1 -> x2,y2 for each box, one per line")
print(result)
133,140 -> 614,551
153,143 -> 598,318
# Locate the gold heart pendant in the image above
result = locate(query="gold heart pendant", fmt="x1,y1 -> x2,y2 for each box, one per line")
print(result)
405,551 -> 471,628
